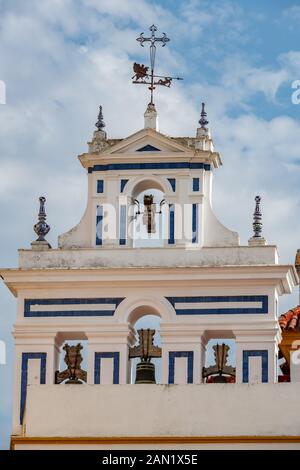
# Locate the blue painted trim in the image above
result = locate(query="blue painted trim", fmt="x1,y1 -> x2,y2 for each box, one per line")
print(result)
167,178 -> 176,192
192,203 -> 198,243
89,162 -> 211,173
20,353 -> 46,424
193,178 -> 200,192
96,205 -> 103,246
168,351 -> 194,384
243,350 -> 268,383
137,144 -> 161,152
94,352 -> 120,384
97,179 -> 104,193
166,295 -> 268,315
119,205 -> 127,246
120,179 -> 129,193
168,204 -> 175,245
24,298 -> 124,317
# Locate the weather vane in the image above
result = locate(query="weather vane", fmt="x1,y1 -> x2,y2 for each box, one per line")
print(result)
132,24 -> 183,104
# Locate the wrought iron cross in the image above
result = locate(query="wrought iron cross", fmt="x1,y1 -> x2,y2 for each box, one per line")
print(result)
133,24 -> 182,104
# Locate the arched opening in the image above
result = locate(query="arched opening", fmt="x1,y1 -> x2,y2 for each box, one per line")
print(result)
203,333 -> 236,384
130,179 -> 166,248
55,334 -> 88,385
127,306 -> 162,384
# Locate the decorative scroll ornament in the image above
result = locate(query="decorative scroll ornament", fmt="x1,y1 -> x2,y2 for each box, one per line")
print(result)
129,329 -> 162,384
132,24 -> 183,104
202,344 -> 236,383
55,343 -> 87,384
33,196 -> 50,242
252,195 -> 262,238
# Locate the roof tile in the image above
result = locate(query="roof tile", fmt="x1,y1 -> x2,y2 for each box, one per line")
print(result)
279,305 -> 300,331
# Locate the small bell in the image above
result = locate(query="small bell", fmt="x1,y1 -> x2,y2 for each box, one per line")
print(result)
129,329 -> 162,384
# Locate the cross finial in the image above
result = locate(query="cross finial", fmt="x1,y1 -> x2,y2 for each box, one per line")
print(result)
95,105 -> 105,131
252,195 -> 262,238
199,102 -> 209,129
34,196 -> 50,241
133,25 -> 182,105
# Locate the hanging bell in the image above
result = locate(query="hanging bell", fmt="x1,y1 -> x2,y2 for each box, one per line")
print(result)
135,361 -> 156,384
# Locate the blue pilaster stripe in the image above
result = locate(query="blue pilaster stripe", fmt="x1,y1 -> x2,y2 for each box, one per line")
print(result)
88,162 -> 211,173
96,205 -> 103,246
166,295 -> 268,315
167,178 -> 176,192
242,350 -> 268,383
24,298 -> 125,317
94,352 -> 120,384
120,179 -> 129,192
168,351 -> 194,384
119,205 -> 127,246
192,203 -> 198,243
168,204 -> 175,245
20,352 -> 46,424
97,179 -> 104,193
193,177 -> 200,191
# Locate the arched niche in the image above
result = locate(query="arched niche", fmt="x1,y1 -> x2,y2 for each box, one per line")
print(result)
114,295 -> 176,325
123,176 -> 171,248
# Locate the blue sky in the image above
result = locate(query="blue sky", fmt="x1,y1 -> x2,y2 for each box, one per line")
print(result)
1,0 -> 300,450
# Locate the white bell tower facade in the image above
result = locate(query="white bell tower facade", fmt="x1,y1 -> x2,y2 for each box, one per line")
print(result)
1,100 -> 298,447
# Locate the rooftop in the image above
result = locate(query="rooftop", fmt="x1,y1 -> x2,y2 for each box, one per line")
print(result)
279,306 -> 300,331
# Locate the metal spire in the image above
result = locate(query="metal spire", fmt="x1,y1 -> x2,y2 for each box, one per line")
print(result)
33,196 -> 50,242
95,105 -> 105,131
199,102 -> 209,129
252,195 -> 262,238
132,25 -> 182,105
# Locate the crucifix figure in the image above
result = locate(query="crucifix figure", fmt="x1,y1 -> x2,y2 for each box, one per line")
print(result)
132,24 -> 182,104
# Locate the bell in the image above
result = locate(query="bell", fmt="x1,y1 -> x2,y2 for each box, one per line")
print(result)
135,361 -> 156,384
211,374 -> 227,383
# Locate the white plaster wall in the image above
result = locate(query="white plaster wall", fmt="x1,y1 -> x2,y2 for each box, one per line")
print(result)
18,245 -> 279,269
24,383 -> 300,437
290,350 -> 300,382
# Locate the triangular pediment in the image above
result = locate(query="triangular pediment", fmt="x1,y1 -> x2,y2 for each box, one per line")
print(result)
102,128 -> 193,156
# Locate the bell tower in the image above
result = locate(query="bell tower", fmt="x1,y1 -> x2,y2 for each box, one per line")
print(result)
1,25 -> 299,450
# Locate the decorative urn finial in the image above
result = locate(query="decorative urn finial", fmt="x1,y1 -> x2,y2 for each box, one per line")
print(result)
95,105 -> 105,131
31,196 -> 51,249
199,102 -> 209,129
248,195 -> 266,246
252,195 -> 262,238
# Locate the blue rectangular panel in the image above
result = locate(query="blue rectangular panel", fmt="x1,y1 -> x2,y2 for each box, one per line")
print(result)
94,352 -> 120,384
24,298 -> 124,317
193,178 -> 200,191
96,205 -> 103,246
97,180 -> 104,193
166,295 -> 268,315
90,162 -> 211,172
168,351 -> 194,384
242,350 -> 268,383
192,203 -> 198,243
168,204 -> 175,245
119,205 -> 127,245
20,353 -> 46,424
